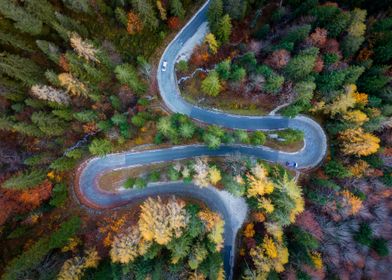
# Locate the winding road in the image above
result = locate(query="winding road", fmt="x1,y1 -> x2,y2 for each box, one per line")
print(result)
76,1 -> 327,279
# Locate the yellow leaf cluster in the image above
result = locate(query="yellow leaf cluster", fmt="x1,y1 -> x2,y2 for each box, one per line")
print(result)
311,251 -> 323,270
156,1 -> 167,20
250,235 -> 289,277
325,84 -> 356,116
205,33 -> 219,54
61,237 -> 81,253
343,110 -> 369,125
341,190 -> 362,215
139,196 -> 189,245
259,197 -> 275,214
110,226 -> 143,263
353,92 -> 368,105
349,160 -> 370,178
244,223 -> 255,238
339,128 -> 380,156
208,166 -> 222,185
198,210 -> 225,251
58,73 -> 88,97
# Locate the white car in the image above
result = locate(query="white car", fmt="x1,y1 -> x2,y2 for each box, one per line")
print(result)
162,60 -> 168,72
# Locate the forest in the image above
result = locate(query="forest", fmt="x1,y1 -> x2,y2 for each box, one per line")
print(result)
0,0 -> 392,279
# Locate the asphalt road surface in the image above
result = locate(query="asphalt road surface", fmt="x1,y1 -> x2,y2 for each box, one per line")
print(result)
77,1 -> 327,278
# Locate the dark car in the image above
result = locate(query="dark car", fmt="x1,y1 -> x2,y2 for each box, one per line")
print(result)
285,161 -> 298,168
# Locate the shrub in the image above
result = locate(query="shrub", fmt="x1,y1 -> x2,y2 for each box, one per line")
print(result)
371,238 -> 389,257
354,223 -> 373,246
124,177 -> 136,189
49,183 -> 68,207
324,160 -> 352,178
177,60 -> 188,72
251,131 -> 266,145
277,129 -> 304,144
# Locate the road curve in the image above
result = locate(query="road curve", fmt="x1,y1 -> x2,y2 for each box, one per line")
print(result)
76,1 -> 327,278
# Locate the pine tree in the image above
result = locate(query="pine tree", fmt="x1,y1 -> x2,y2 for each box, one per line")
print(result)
217,14 -> 232,44
131,0 -> 159,30
115,64 -> 146,94
36,40 -> 61,64
0,31 -> 34,52
201,70 -> 221,96
31,111 -> 67,136
0,0 -> 43,35
284,53 -> 317,81
1,170 -> 47,190
170,0 -> 185,20
115,7 -> 128,26
25,0 -> 56,24
207,0 -> 223,34
62,0 -> 91,14
224,0 -> 247,20
70,33 -> 100,63
0,52 -> 43,86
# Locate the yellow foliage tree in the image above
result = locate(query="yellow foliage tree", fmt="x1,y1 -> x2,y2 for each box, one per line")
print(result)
243,223 -> 255,238
58,73 -> 88,97
110,226 -> 142,263
198,210 -> 224,251
349,160 -> 370,178
311,251 -> 323,270
208,165 -> 222,185
250,235 -> 289,277
341,190 -> 362,215
339,128 -> 380,156
324,84 -> 356,116
204,33 -> 219,54
139,196 -> 188,245
343,110 -> 369,125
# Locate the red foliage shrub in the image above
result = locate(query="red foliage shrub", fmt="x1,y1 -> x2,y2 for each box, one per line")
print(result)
309,28 -> 328,48
190,44 -> 209,67
168,16 -> 180,30
324,39 -> 340,53
313,56 -> 324,72
265,49 -> 291,69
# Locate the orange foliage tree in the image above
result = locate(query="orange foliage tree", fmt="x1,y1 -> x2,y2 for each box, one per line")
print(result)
127,12 -> 143,35
0,180 -> 52,225
168,16 -> 180,30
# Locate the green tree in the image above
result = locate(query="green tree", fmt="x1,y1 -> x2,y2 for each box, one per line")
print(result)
224,0 -> 247,20
179,122 -> 196,139
203,132 -> 221,149
115,64 -> 146,94
49,183 -> 68,207
31,111 -> 67,136
251,131 -> 266,145
216,59 -> 231,80
2,170 -> 46,190
207,0 -> 223,33
131,0 -> 159,29
0,31 -> 34,52
0,52 -> 43,86
264,73 -> 284,94
89,139 -> 113,156
284,53 -> 317,81
341,35 -> 364,58
0,0 -> 43,35
177,60 -> 189,72
324,160 -> 352,178
170,0 -> 185,19
230,66 -> 246,82
216,14 -> 232,43
201,70 -> 222,97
